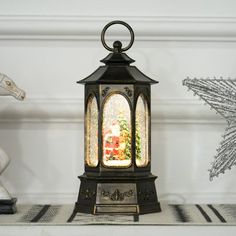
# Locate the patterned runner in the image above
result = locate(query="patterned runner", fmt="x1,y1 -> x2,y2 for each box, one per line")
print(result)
0,204 -> 236,225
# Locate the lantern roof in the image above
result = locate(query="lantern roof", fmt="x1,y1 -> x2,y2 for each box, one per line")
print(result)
78,21 -> 158,85
77,51 -> 158,85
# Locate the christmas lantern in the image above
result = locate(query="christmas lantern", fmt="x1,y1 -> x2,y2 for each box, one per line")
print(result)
71,21 -> 161,217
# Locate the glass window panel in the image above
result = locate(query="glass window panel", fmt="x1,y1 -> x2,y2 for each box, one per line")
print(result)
102,94 -> 131,168
135,95 -> 149,167
86,95 -> 98,167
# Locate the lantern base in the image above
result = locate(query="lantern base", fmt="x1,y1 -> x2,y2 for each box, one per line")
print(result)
69,174 -> 161,220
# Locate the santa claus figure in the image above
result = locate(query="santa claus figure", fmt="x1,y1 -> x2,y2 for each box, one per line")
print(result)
104,120 -> 126,161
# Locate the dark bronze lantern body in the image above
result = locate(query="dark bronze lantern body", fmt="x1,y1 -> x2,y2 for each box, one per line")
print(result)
71,21 -> 161,217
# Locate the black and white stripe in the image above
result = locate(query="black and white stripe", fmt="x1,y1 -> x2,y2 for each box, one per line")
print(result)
30,205 -> 51,222
19,205 -> 60,223
195,204 -> 212,222
207,204 -> 226,223
171,205 -> 191,222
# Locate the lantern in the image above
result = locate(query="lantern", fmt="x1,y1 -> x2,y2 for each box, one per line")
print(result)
71,21 -> 161,217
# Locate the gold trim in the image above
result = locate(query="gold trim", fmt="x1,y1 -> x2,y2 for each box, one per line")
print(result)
94,205 -> 139,214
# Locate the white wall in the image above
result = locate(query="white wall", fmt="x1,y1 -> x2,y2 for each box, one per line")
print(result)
0,0 -> 236,204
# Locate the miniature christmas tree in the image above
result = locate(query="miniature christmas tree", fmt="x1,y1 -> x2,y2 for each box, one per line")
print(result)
136,121 -> 142,160
117,112 -> 131,160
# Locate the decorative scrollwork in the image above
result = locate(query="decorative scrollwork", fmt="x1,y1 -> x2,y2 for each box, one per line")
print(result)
81,188 -> 96,200
124,87 -> 132,97
102,189 -> 133,201
102,87 -> 110,97
138,188 -> 155,201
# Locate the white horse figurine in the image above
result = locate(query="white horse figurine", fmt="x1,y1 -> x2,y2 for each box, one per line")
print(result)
0,73 -> 25,207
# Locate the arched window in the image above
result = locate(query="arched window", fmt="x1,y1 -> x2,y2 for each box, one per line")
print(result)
135,94 -> 149,167
102,94 -> 131,168
86,95 -> 98,167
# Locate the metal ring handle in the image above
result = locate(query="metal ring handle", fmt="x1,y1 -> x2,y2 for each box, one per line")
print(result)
101,21 -> 135,52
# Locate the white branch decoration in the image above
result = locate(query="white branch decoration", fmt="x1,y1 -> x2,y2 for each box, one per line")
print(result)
183,77 -> 236,180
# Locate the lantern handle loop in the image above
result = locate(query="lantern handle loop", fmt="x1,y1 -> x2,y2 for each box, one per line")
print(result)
101,21 -> 135,52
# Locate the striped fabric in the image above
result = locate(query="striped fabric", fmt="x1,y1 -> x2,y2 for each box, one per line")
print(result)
0,204 -> 236,225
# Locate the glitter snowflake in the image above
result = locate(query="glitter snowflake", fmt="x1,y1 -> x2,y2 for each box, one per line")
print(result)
183,77 -> 236,180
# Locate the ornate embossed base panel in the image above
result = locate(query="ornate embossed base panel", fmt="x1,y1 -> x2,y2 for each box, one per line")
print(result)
74,175 -> 161,215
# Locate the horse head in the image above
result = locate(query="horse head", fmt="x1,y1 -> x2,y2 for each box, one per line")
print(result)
0,73 -> 25,100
